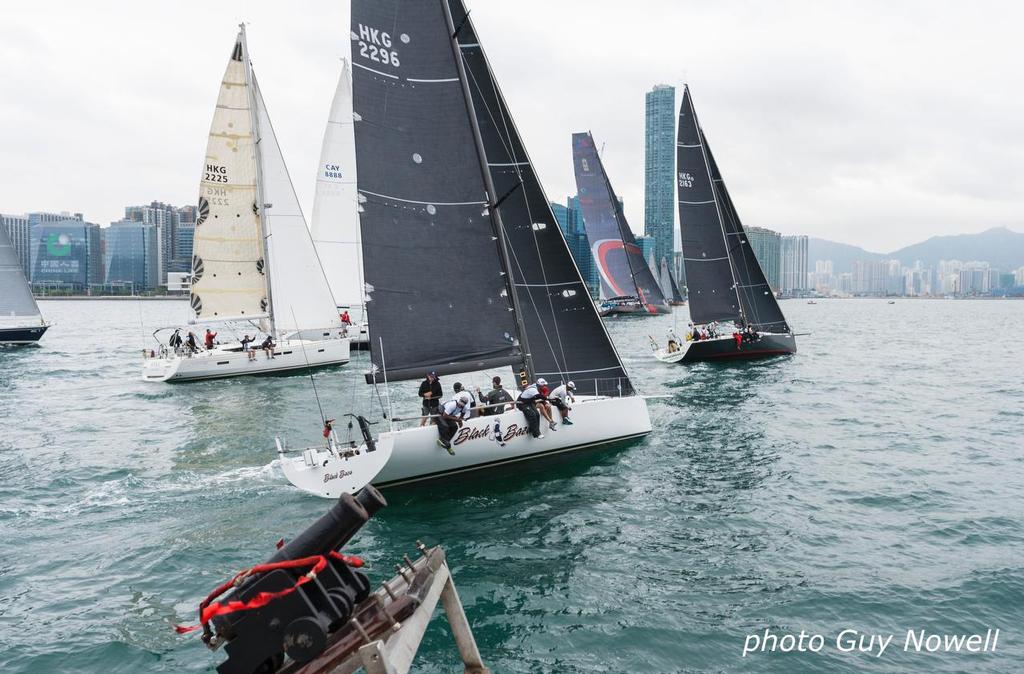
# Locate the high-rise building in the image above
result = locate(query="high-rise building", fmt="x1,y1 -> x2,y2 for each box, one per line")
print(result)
125,201 -> 195,285
780,235 -> 809,293
635,235 -> 656,271
1,214 -> 31,277
30,218 -> 103,290
104,219 -> 160,290
1015,266 -> 1024,286
644,84 -> 675,268
171,223 -> 196,274
553,197 -> 599,296
746,226 -> 781,291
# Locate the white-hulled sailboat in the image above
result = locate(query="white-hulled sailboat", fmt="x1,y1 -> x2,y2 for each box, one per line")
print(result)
0,225 -> 48,344
309,60 -> 369,349
143,27 -> 350,383
279,0 -> 652,497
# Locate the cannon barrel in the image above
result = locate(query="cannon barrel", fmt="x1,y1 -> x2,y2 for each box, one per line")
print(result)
266,486 -> 386,564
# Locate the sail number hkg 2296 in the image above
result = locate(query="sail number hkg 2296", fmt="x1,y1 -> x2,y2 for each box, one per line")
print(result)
356,24 -> 401,67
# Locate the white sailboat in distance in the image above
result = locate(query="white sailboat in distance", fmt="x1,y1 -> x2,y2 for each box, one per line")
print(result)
143,27 -> 350,382
279,0 -> 652,496
309,60 -> 369,349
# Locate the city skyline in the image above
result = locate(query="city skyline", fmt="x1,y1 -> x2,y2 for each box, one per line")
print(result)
2,2 -> 1022,252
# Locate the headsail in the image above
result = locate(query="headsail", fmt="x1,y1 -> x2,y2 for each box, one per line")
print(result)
310,60 -> 364,322
190,33 -> 269,324
705,137 -> 790,332
660,257 -> 685,304
571,132 -> 669,313
0,225 -> 42,322
449,0 -> 633,396
251,70 -> 343,334
351,0 -> 522,382
676,86 -> 741,325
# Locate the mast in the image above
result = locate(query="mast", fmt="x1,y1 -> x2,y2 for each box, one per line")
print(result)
684,85 -> 744,324
239,24 -> 276,338
441,0 -> 533,380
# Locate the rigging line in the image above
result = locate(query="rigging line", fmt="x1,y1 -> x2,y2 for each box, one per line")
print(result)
463,52 -> 572,384
292,308 -> 325,425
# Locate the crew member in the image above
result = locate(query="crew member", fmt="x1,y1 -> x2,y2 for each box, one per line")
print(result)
418,371 -> 442,427
549,381 -> 576,425
516,381 -> 547,439
476,376 -> 513,416
436,391 -> 472,455
240,334 -> 256,361
204,329 -> 217,350
453,382 -> 476,416
340,310 -> 351,325
535,378 -> 558,431
261,335 -> 275,359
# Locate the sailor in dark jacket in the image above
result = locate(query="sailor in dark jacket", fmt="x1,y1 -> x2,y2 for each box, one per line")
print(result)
418,371 -> 443,426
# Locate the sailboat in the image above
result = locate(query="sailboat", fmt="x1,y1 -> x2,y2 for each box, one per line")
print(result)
309,60 -> 369,350
0,225 -> 48,344
660,258 -> 686,306
571,132 -> 671,317
143,27 -> 350,382
279,0 -> 652,497
654,85 -> 796,363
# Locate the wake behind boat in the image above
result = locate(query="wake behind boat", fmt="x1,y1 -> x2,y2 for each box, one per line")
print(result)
279,0 -> 651,497
143,28 -> 349,383
653,85 -> 796,364
0,224 -> 49,345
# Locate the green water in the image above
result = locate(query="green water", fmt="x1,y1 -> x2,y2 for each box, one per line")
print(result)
1,299 -> 1022,673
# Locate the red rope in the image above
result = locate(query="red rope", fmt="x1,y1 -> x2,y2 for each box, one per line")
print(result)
173,552 -> 364,635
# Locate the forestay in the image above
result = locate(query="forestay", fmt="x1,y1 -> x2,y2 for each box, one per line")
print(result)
449,0 -> 634,397
190,35 -> 269,324
676,85 -> 742,325
310,61 -> 364,322
0,225 -> 41,321
251,71 -> 343,334
571,132 -> 669,313
351,0 -> 521,382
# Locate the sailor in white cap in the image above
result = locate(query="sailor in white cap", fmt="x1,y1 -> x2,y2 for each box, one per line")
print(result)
549,381 -> 577,426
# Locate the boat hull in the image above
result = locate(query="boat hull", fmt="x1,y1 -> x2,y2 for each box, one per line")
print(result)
142,337 -> 350,382
280,395 -> 652,497
0,323 -> 49,345
654,333 -> 796,363
598,301 -> 670,318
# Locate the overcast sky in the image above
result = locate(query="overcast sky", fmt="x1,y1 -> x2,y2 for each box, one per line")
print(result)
1,1 -> 1021,252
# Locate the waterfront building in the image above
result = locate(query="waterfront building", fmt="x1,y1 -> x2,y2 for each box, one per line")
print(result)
125,201 -> 195,285
170,223 -> 195,274
104,219 -> 160,290
958,264 -> 997,296
780,235 -> 809,293
1015,266 -> 1024,286
746,226 -> 781,291
552,197 -> 599,296
31,218 -> 103,291
1,214 -> 31,277
644,84 -> 675,268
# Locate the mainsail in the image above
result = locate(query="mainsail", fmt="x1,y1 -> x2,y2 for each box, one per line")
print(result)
251,71 -> 343,334
310,61 -> 364,321
571,132 -> 669,313
350,0 -> 522,382
448,0 -> 633,396
190,34 -> 269,324
0,225 -> 41,322
676,85 -> 789,332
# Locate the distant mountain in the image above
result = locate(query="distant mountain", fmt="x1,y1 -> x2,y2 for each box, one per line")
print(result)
808,238 -> 883,274
888,227 -> 1024,271
809,227 -> 1024,273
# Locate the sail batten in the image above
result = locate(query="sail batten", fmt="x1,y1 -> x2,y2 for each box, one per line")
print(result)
450,0 -> 633,396
571,132 -> 670,314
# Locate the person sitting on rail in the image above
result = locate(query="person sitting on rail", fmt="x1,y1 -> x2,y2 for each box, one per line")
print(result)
535,378 -> 559,431
549,381 -> 577,426
436,391 -> 472,455
516,381 -> 547,439
452,382 -> 477,417
261,335 -> 276,359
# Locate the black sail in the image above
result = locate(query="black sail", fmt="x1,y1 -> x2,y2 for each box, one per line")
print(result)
449,1 -> 633,396
676,86 -> 742,324
350,0 -> 522,381
661,257 -> 685,303
705,136 -> 790,332
572,132 -> 670,314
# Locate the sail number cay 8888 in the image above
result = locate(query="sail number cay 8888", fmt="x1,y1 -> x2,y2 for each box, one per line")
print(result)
356,24 -> 401,67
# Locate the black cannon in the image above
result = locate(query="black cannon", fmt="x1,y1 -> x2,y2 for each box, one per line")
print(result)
207,486 -> 387,674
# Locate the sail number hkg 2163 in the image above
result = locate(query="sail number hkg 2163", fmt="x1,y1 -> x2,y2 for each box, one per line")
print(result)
356,24 -> 401,67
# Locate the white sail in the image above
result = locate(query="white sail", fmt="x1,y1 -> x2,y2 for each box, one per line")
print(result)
0,225 -> 42,322
309,60 -> 364,321
251,72 -> 343,334
189,34 -> 270,324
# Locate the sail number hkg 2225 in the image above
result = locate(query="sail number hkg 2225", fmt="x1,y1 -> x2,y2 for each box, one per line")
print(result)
356,24 -> 401,67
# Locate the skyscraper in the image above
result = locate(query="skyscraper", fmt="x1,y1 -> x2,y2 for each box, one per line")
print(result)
552,197 -> 599,296
104,219 -> 160,290
125,201 -> 195,285
644,85 -> 675,268
31,217 -> 102,290
746,226 -> 781,291
780,235 -> 809,293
